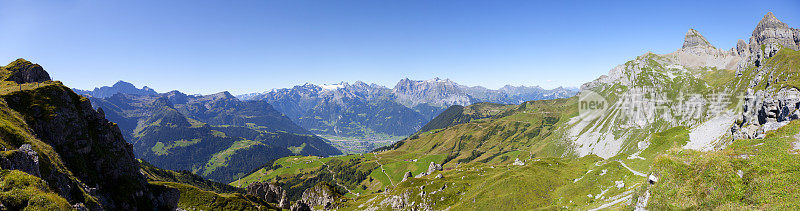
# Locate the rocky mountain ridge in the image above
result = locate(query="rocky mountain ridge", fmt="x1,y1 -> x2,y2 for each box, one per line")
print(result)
0,59 -> 178,210
73,80 -> 157,98
88,89 -> 342,182
236,12 -> 800,210
239,78 -> 575,142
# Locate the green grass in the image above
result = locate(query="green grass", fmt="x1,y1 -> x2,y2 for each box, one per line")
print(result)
154,181 -> 277,210
0,170 -> 71,210
753,48 -> 800,90
204,138 -> 265,176
643,120 -> 800,209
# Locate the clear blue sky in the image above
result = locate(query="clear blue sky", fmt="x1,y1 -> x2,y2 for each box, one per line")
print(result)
1,0 -> 798,95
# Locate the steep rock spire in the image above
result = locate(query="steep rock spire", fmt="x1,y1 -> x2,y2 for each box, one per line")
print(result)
682,29 -> 713,49
751,12 -> 798,51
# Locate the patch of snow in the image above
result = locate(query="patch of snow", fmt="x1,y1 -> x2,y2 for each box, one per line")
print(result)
687,112 -> 734,151
320,83 -> 345,90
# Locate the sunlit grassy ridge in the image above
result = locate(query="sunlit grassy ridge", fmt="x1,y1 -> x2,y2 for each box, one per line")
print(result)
232,46 -> 790,209
155,181 -> 278,210
0,82 -> 101,208
0,169 -> 71,210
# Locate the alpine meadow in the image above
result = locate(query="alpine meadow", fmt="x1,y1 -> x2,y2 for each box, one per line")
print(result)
1,1 -> 800,210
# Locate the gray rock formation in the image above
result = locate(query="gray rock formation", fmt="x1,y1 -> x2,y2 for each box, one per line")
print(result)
3,59 -> 51,84
0,144 -> 40,177
246,181 -> 289,209
730,13 -> 800,139
415,162 -> 443,178
747,12 -> 800,67
752,12 -> 799,51
290,201 -> 311,211
401,171 -> 413,182
416,162 -> 442,178
0,60 -> 178,210
299,182 -> 339,210
682,29 -> 713,49
733,88 -> 800,139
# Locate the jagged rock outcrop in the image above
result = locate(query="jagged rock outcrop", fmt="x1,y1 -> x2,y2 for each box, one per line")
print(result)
415,162 -> 443,178
401,171 -> 413,182
683,29 -> 713,49
751,12 -> 800,51
290,201 -> 311,211
0,59 -> 178,210
747,12 -> 800,67
3,58 -> 51,83
0,144 -> 40,177
246,181 -> 289,208
733,88 -> 800,139
731,13 -> 800,139
298,182 -> 339,210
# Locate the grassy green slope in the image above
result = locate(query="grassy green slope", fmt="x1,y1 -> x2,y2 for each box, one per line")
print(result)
641,120 -> 800,209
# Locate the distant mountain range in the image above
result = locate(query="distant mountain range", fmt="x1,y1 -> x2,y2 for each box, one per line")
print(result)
86,89 -> 341,182
77,79 -> 575,156
239,78 -> 577,140
73,80 -> 157,98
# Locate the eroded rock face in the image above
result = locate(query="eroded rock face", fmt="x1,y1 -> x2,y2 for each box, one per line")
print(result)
752,12 -> 799,51
0,144 -> 40,177
415,162 -> 443,178
747,12 -> 800,67
733,88 -> 800,139
683,29 -> 713,49
290,201 -> 311,211
246,181 -> 288,208
3,59 -> 52,84
1,83 -> 177,210
299,182 -> 339,210
401,171 -> 413,182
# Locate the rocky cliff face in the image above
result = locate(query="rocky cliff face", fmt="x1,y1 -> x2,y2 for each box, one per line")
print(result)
246,181 -> 289,208
393,77 -> 475,108
746,12 -> 800,67
3,83 -> 178,210
682,29 -> 713,49
295,182 -> 340,210
0,59 -> 178,210
0,144 -> 41,177
730,13 -> 800,139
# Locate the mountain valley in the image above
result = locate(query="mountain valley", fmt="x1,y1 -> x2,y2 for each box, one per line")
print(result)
1,7 -> 800,211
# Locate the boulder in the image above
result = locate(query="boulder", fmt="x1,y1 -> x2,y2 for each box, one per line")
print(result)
402,171 -> 413,182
